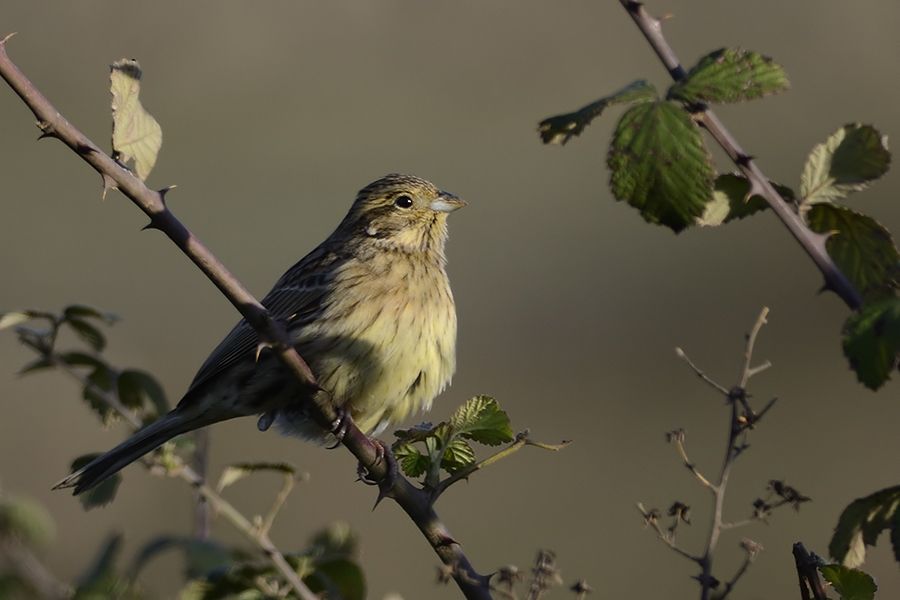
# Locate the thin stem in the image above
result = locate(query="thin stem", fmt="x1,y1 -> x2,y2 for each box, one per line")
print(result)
0,539 -> 71,600
259,474 -> 295,538
636,503 -> 701,564
717,552 -> 753,600
432,433 -> 570,502
675,348 -> 730,397
669,432 -> 715,491
740,308 -> 769,389
618,1 -> 862,310
0,38 -> 491,599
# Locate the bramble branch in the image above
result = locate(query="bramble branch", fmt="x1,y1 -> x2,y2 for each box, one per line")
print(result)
618,1 -> 863,310
0,37 -> 491,599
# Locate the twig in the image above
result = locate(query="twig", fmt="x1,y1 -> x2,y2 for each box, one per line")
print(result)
191,429 -> 211,541
716,550 -> 753,600
618,1 -> 862,310
0,37 -> 491,599
259,472 -> 296,538
739,308 -> 769,389
667,430 -> 714,490
0,539 -> 71,600
792,543 -> 828,600
636,503 -> 701,564
675,348 -> 730,397
431,432 -> 570,502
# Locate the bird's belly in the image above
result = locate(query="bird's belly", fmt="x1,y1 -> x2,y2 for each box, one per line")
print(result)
286,271 -> 456,436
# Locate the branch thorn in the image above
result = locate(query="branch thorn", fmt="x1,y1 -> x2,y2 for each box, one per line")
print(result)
0,32 -> 17,46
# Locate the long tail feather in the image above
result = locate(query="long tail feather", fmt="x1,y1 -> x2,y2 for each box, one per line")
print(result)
53,411 -> 203,495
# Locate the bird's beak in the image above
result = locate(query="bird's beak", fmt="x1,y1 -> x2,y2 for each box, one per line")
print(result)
430,192 -> 467,213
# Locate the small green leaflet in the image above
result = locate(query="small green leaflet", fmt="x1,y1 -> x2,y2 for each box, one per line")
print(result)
819,564 -> 877,600
800,124 -> 891,205
110,59 -> 163,182
394,442 -> 429,478
538,80 -> 657,145
669,48 -> 789,104
842,297 -> 900,389
696,173 -> 792,227
608,100 -> 714,232
829,484 -> 900,567
449,395 -> 514,446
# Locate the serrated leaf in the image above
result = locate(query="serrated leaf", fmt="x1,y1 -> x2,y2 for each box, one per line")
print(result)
118,369 -> 168,415
64,304 -> 118,324
829,485 -> 900,567
441,438 -> 476,473
449,395 -> 514,446
393,421 -> 438,443
0,311 -> 31,330
0,496 -> 55,546
696,173 -> 781,227
111,59 -> 162,181
18,356 -> 55,375
538,80 -> 657,145
807,204 -> 899,301
83,366 -> 116,424
71,454 -> 121,510
216,462 -> 296,493
801,124 -> 891,204
819,564 -> 877,600
393,442 -> 430,478
608,100 -> 714,232
66,318 -> 107,352
842,297 -> 900,390
670,48 -> 789,104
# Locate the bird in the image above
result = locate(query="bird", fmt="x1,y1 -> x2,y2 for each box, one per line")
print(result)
54,173 -> 464,495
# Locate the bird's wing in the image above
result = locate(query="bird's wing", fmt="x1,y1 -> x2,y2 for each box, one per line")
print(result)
184,246 -> 340,395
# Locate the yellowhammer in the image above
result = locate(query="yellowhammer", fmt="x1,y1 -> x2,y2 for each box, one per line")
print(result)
56,173 -> 464,494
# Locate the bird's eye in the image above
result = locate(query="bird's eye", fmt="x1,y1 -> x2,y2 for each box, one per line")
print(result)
394,195 -> 414,209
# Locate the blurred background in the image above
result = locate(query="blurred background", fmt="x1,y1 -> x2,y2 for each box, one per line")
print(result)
1,1 -> 898,598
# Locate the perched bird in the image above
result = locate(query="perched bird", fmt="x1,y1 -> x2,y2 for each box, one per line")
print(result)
55,174 -> 464,494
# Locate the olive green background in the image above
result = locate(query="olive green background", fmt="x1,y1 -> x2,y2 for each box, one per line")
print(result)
1,1 -> 898,598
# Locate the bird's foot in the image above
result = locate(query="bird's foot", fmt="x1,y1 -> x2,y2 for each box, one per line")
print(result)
357,439 -> 399,508
325,407 -> 349,449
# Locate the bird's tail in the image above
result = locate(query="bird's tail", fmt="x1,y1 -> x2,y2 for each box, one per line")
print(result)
53,410 -> 208,495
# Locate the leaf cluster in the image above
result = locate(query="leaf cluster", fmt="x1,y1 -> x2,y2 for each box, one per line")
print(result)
539,47 -> 899,389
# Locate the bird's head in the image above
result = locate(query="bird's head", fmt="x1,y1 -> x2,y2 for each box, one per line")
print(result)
339,174 -> 465,255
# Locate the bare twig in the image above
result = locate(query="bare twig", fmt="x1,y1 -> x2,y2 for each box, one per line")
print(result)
431,432 -> 570,502
636,503 -> 701,564
675,348 -> 730,397
667,430 -> 714,490
0,38 -> 491,599
0,539 -> 71,600
618,1 -> 863,310
739,308 -> 769,389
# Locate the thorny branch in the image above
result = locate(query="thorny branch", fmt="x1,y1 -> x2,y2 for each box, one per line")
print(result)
618,1 -> 863,310
0,36 -> 492,600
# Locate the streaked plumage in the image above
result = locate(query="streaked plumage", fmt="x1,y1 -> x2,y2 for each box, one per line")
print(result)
56,174 -> 463,494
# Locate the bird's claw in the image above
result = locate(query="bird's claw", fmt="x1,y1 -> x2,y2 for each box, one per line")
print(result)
325,407 -> 349,449
356,439 -> 399,509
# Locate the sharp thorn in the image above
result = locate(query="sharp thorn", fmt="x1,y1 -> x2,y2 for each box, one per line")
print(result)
1,32 -> 18,45
158,185 -> 177,206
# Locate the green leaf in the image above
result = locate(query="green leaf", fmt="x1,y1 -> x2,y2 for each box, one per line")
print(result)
842,296 -> 900,390
304,558 -> 366,600
0,311 -> 32,330
130,536 -> 234,580
800,124 -> 891,204
216,462 -> 296,492
66,318 -> 107,352
608,100 -> 714,232
441,438 -> 476,473
110,59 -> 163,181
830,484 -> 900,567
64,305 -> 118,324
449,395 -> 514,446
538,80 -> 657,145
18,356 -> 55,375
670,48 -> 789,104
0,496 -> 55,546
819,564 -> 877,600
393,442 -> 430,478
74,534 -> 142,600
807,204 -> 899,301
393,421 -> 438,443
82,366 -> 117,424
71,455 -> 121,510
308,521 -> 358,558
695,173 -> 793,227
117,369 -> 168,416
